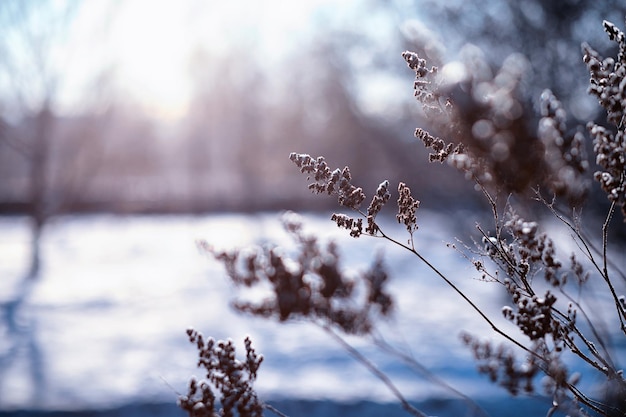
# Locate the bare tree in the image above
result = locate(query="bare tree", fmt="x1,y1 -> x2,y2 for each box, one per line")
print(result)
0,0 -> 115,279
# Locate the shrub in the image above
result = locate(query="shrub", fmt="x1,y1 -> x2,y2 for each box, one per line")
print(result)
180,18 -> 626,417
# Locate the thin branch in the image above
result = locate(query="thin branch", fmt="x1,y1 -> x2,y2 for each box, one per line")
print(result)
536,193 -> 604,275
602,200 -> 614,279
566,382 -> 616,416
560,332 -> 611,377
475,224 -> 535,297
263,403 -> 291,417
537,193 -> 626,334
375,227 -> 541,361
600,200 -> 626,334
321,324 -> 430,417
557,288 -> 617,372
373,336 -> 492,417
548,200 -> 626,284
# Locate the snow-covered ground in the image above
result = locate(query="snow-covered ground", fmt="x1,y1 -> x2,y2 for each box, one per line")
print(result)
0,212 -> 620,413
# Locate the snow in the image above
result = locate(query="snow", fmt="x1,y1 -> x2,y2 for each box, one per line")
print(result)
0,212 -> 620,412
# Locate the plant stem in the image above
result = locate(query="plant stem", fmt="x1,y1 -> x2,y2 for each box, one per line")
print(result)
600,199 -> 626,334
373,336 -> 491,417
264,403 -> 290,417
377,228 -> 540,360
321,324 -> 431,417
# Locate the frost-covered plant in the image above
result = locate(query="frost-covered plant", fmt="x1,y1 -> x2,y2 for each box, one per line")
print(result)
187,18 -> 626,417
178,331 -> 263,417
179,330 -> 289,417
583,20 -> 626,219
198,212 -> 393,335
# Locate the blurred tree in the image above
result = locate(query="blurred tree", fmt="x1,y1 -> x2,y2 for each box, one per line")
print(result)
185,49 -> 266,212
182,42 -> 419,212
0,2 -> 118,404
0,0 -> 114,279
0,1 -> 76,279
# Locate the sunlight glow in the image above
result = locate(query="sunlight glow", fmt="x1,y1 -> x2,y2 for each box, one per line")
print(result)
69,0 -> 341,121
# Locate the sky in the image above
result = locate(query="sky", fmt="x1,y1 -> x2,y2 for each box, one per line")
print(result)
0,0 -> 429,124
54,0 -> 360,121
2,0 -> 618,125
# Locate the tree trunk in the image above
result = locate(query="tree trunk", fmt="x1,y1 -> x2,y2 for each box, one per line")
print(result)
26,104 -> 53,280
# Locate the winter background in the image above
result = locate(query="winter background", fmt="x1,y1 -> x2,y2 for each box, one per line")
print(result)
0,212 -> 620,416
1,0 -> 625,416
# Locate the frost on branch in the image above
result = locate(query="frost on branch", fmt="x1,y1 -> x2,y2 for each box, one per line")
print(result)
178,332 -> 264,417
583,20 -> 626,219
289,153 -> 366,210
291,153 -> 397,239
201,212 -> 394,335
396,182 -> 420,235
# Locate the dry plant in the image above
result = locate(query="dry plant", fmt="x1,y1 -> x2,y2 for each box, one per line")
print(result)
181,19 -> 626,417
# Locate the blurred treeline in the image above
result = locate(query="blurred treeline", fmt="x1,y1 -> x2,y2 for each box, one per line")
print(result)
0,0 -> 624,219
